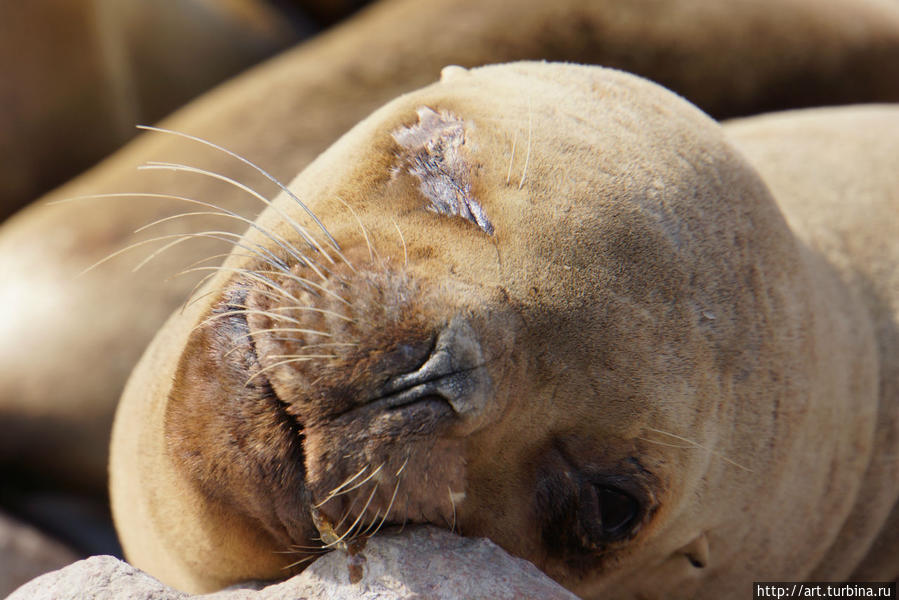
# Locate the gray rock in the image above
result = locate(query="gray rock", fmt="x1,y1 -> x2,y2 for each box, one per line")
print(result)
7,527 -> 578,600
5,555 -> 182,600
0,510 -> 79,598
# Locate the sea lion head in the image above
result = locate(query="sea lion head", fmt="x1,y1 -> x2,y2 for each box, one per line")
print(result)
113,62 -> 833,597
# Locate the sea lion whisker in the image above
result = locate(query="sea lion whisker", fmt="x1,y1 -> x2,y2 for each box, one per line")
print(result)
266,353 -> 340,360
71,191 -> 303,268
228,286 -> 309,312
179,252 -> 256,273
180,272 -> 223,314
395,456 -> 409,477
228,326 -> 332,344
180,287 -> 218,314
179,255 -> 295,313
332,492 -> 363,535
506,130 -> 518,185
180,267 -> 301,304
76,230 -> 252,276
359,509 -> 382,537
281,555 -> 318,570
448,486 -> 457,534
390,217 -> 407,267
643,427 -> 753,473
368,469 -> 404,539
279,545 -> 329,553
201,307 -> 308,327
263,303 -> 353,323
252,269 -> 354,307
130,230 -> 288,275
136,126 -> 342,253
334,195 -> 376,264
57,192 -> 300,273
315,464 -> 384,507
223,339 -> 357,360
398,490 -> 412,533
635,436 -> 694,450
134,207 -> 312,271
323,482 -> 380,549
140,161 -> 331,267
518,93 -> 532,191
218,299 -> 352,324
320,464 -> 370,503
245,355 -> 336,385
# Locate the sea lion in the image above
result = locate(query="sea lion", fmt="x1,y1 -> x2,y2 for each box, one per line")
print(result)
109,62 -> 899,597
0,0 -> 306,221
6,0 -> 899,500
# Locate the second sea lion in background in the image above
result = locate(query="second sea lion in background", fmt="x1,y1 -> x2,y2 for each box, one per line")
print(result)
0,0 -> 312,221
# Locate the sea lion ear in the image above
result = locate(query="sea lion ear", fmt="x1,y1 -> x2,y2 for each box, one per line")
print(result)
440,65 -> 469,82
678,532 -> 710,569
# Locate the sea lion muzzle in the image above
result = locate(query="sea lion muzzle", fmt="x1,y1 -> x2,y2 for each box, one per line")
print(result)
372,317 -> 491,418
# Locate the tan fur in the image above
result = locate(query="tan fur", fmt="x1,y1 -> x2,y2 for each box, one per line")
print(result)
0,0 -> 300,221
5,0 -> 899,496
110,63 -> 898,597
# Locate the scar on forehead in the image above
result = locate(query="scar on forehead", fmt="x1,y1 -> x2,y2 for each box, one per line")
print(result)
392,107 -> 494,235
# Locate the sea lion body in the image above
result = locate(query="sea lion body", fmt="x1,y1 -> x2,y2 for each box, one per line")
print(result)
7,0 -> 899,492
110,63 -> 899,597
0,0 -> 304,220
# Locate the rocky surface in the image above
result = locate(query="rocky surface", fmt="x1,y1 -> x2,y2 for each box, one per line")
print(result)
0,510 -> 79,598
7,527 -> 579,599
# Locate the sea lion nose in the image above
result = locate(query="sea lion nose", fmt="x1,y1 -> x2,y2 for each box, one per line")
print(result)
378,317 -> 492,417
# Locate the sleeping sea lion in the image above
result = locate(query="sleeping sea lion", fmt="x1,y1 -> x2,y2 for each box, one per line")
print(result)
5,0 -> 899,498
109,62 -> 899,597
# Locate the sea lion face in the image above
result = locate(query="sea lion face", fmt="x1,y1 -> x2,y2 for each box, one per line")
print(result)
133,63 -> 808,597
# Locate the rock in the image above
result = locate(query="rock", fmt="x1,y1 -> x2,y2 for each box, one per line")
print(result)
7,527 -> 578,599
0,510 -> 79,598
5,555 -> 182,600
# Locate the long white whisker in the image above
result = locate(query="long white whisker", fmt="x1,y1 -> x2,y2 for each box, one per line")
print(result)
136,126 -> 341,252
518,94 -> 532,191
245,355 -> 337,385
324,482 -> 379,549
135,208 -> 312,272
54,192 -> 299,274
334,195 -> 374,264
643,427 -> 753,473
315,464 -> 383,508
175,266 -> 304,304
140,161 -> 333,266
323,465 -> 369,501
253,269 -> 353,307
506,130 -> 518,185
391,218 -> 407,267
131,231 -> 288,274
367,460 -> 406,539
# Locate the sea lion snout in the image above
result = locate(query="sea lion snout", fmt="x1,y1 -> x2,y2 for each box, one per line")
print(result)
164,243 -> 512,560
376,317 -> 492,418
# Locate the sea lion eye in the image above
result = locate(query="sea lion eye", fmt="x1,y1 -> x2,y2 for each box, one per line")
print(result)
537,470 -> 646,559
595,485 -> 639,536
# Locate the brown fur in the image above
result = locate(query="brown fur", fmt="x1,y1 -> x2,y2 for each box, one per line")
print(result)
110,63 -> 898,597
5,0 -> 899,495
0,0 -> 301,221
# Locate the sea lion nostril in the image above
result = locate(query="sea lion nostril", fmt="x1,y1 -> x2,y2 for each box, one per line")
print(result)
377,317 -> 491,416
